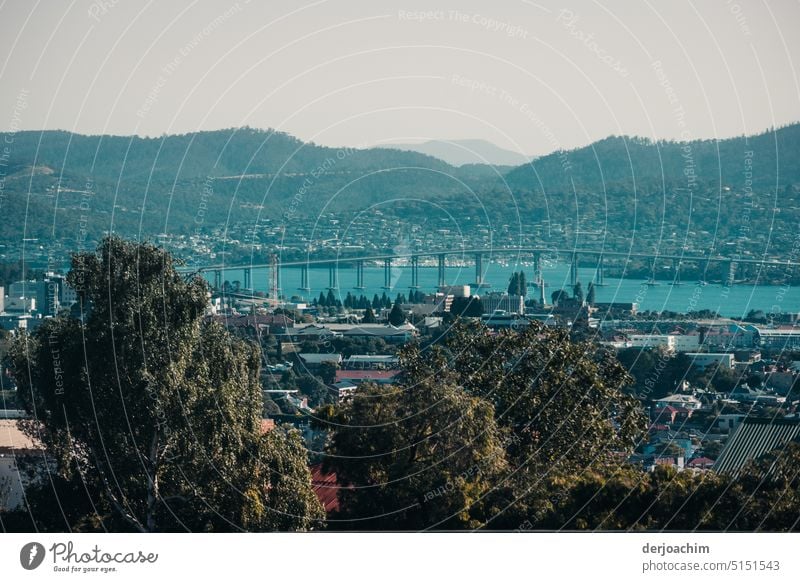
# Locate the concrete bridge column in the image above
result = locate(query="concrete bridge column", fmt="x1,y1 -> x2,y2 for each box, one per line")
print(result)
570,255 -> 578,287
328,263 -> 338,290
299,264 -> 310,291
672,259 -> 682,285
354,260 -> 365,289
596,254 -> 605,286
383,258 -> 392,289
475,252 -> 484,286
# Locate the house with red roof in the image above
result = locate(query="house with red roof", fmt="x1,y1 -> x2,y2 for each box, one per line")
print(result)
651,405 -> 678,424
309,464 -> 342,514
687,457 -> 714,470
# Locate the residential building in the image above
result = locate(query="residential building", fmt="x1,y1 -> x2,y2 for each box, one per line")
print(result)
328,380 -> 357,402
628,333 -> 700,353
687,457 -> 715,470
298,353 -> 342,370
341,355 -> 399,370
654,394 -> 702,411
480,293 -> 525,315
439,285 -> 470,298
702,324 -> 757,349
629,334 -> 674,351
685,353 -> 735,370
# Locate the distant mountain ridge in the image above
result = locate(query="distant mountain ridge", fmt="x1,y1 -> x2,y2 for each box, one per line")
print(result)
380,139 -> 531,167
0,127 -> 453,181
0,124 -> 799,257
504,124 -> 800,191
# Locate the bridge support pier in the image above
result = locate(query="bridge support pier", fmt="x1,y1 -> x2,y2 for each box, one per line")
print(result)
726,260 -> 736,286
383,258 -> 392,289
213,269 -> 222,290
268,255 -> 281,299
328,264 -> 338,290
570,255 -> 578,287
299,264 -> 310,291
648,258 -> 657,284
354,260 -> 365,289
533,252 -> 543,287
539,275 -> 547,305
596,255 -> 605,286
438,254 -> 446,288
475,252 -> 484,286
243,267 -> 251,290
410,256 -> 419,288
672,259 -> 682,285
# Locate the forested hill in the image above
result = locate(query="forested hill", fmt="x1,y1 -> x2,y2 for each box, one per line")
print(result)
0,127 -> 454,181
504,123 -> 800,192
0,128 -> 491,243
1,125 -> 798,257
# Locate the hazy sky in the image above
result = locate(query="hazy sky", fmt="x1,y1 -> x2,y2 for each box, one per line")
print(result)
1,0 -> 798,156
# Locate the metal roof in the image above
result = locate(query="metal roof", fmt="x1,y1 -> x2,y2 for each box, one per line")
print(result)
713,417 -> 800,476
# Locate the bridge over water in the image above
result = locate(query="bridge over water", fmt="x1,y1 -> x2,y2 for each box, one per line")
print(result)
181,247 -> 800,293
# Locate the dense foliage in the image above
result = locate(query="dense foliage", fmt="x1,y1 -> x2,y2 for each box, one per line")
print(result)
6,237 -> 323,531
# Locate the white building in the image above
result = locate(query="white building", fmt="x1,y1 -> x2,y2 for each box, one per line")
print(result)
671,334 -> 701,352
439,285 -> 470,298
755,327 -> 800,350
654,394 -> 702,410
685,353 -> 735,370
629,334 -> 673,351
480,293 -> 525,315
628,333 -> 700,353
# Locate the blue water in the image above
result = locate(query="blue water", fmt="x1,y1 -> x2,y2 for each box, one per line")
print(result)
207,262 -> 800,318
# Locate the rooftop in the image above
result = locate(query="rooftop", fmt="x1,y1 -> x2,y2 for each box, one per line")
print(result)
713,417 -> 800,476
0,419 -> 41,453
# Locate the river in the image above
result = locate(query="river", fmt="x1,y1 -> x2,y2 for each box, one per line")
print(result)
205,261 -> 800,317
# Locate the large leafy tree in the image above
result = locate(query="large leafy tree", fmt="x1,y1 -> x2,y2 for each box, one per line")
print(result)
322,321 -> 645,530
420,321 -> 646,528
362,306 -> 377,324
507,272 -> 519,295
507,271 -> 527,296
10,237 -> 323,531
322,346 -> 507,530
438,321 -> 645,472
449,296 -> 484,318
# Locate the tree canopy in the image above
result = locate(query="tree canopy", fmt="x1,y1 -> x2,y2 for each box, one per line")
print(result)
321,347 -> 507,530
388,299 -> 406,326
320,321 -> 646,530
8,237 -> 323,532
